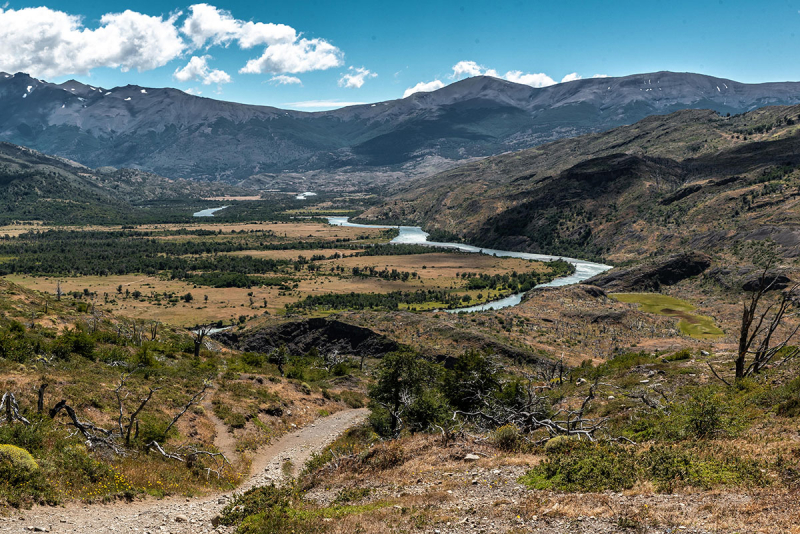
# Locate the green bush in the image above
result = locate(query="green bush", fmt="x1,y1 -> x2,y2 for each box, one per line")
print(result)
333,487 -> 371,504
664,349 -> 692,362
543,435 -> 579,454
0,444 -> 38,484
643,445 -> 769,492
338,391 -> 365,409
219,485 -> 293,526
521,442 -> 638,492
684,389 -> 725,438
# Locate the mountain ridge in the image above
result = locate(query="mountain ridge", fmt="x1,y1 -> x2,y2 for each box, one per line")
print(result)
2,71 -> 800,183
359,104 -> 800,262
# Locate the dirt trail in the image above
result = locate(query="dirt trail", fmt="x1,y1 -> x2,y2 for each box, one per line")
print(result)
12,408 -> 369,534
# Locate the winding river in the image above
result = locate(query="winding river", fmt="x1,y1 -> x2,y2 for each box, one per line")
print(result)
193,206 -> 229,217
327,217 -> 612,313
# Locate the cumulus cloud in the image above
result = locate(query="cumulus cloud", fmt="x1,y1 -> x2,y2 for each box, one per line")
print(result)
592,73 -> 609,78
338,67 -> 376,89
184,87 -> 202,95
180,4 -> 343,75
0,4 -> 343,81
451,61 -> 499,79
239,38 -> 343,74
403,80 -> 445,98
503,70 -> 556,88
180,3 -> 296,49
270,75 -> 302,85
561,72 -> 582,83
451,60 -> 484,78
450,60 -> 557,88
0,6 -> 185,78
173,55 -> 231,85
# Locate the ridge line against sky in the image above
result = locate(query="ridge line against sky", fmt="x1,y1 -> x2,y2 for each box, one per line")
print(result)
1,0 -> 800,110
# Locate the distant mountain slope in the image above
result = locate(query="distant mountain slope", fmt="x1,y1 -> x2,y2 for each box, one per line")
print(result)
1,71 -> 800,184
0,142 -> 241,224
360,105 -> 800,262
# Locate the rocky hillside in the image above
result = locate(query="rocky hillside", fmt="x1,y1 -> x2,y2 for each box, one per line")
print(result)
0,142 -> 241,223
361,105 -> 800,263
2,71 -> 800,184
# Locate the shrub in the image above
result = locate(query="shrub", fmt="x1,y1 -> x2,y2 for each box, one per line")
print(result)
543,435 -> 579,454
218,485 -> 292,526
0,445 -> 38,484
521,442 -> 638,492
333,487 -> 371,503
684,389 -> 725,438
643,445 -> 769,492
363,442 -> 405,471
339,391 -> 365,409
664,349 -> 692,362
492,424 -> 522,452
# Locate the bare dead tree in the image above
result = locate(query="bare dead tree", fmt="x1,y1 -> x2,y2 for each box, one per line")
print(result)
315,349 -> 348,372
114,371 -> 160,446
160,380 -> 211,440
149,320 -> 160,341
145,441 -> 230,479
55,280 -> 62,302
192,324 -> 213,358
46,381 -> 221,465
36,383 -> 48,414
454,378 -> 610,441
0,392 -> 31,425
711,261 -> 800,382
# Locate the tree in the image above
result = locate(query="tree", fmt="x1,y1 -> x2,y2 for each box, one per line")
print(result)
268,345 -> 289,376
369,351 -> 440,435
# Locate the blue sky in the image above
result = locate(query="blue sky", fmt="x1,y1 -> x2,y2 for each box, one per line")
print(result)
2,0 -> 800,109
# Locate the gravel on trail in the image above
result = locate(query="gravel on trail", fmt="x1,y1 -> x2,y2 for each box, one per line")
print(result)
5,408 -> 369,534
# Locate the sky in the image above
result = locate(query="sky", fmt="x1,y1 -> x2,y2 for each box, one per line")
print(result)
1,0 -> 800,110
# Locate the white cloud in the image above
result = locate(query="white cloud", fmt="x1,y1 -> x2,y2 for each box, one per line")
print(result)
0,4 -> 342,80
284,100 -> 366,110
184,87 -> 202,95
180,3 -> 296,49
403,80 -> 445,98
504,70 -> 556,88
452,60 -> 485,78
450,60 -> 556,88
0,6 -> 185,78
592,73 -> 609,78
338,67 -> 376,89
181,4 -> 342,76
173,55 -> 231,85
270,75 -> 302,85
239,38 -> 343,74
561,72 -> 582,83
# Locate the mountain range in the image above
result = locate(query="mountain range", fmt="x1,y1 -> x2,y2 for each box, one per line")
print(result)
360,104 -> 800,263
2,71 -> 800,185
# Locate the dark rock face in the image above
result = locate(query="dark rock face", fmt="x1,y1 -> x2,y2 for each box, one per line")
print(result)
217,318 -> 400,358
705,266 -> 792,292
584,252 -> 712,291
742,272 -> 792,292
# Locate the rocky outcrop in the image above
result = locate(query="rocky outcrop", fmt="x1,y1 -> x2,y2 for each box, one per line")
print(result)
583,252 -> 712,291
706,266 -> 791,292
217,318 -> 400,358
